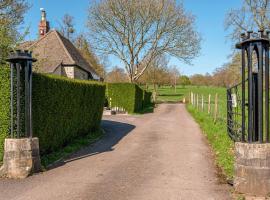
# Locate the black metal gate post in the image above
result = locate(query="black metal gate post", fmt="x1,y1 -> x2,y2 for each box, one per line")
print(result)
240,31 -> 270,143
228,30 -> 270,143
252,72 -> 259,142
229,31 -> 270,196
6,50 -> 36,138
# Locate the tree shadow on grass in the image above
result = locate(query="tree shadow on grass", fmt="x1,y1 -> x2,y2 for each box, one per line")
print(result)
46,120 -> 135,170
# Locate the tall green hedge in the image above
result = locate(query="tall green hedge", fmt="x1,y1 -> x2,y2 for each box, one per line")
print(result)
106,83 -> 152,113
32,74 -> 105,154
143,91 -> 152,107
0,67 -> 105,159
0,67 -> 10,160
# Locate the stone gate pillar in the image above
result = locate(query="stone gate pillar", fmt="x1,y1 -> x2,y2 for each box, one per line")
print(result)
0,50 -> 41,179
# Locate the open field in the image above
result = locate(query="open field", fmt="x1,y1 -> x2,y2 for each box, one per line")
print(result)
146,85 -> 234,178
145,85 -> 190,102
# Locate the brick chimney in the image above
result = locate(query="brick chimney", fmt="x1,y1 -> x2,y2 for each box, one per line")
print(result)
39,9 -> 50,37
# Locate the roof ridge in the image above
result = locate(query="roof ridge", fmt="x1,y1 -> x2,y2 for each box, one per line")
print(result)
55,31 -> 97,75
53,31 -> 75,64
28,30 -> 54,49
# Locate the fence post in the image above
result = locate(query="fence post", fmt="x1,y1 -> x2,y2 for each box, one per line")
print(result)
208,94 -> 211,114
214,93 -> 218,122
196,94 -> 199,110
194,93 -> 196,107
201,95 -> 204,111
193,93 -> 195,106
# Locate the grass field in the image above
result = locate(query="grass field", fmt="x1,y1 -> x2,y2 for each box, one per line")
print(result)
146,85 -> 190,102
147,85 -> 234,178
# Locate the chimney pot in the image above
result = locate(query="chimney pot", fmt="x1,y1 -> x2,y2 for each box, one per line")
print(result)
38,9 -> 50,37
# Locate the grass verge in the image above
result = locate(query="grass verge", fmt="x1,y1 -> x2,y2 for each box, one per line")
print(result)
41,129 -> 104,168
187,104 -> 234,179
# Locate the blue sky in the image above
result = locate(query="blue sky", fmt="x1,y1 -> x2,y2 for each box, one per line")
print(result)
22,0 -> 242,75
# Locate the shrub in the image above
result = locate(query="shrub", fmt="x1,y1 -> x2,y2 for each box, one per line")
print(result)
106,83 -> 152,113
106,83 -> 144,113
0,67 -> 10,160
33,74 -> 105,154
143,91 -> 152,107
0,67 -> 106,159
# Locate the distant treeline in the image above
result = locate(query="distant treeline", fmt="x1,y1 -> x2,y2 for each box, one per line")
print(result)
190,53 -> 241,88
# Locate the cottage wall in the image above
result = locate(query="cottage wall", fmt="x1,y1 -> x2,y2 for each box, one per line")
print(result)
74,67 -> 89,80
63,67 -> 74,78
53,66 -> 62,76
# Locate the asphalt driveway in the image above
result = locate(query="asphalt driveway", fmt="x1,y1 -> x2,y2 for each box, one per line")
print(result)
0,104 -> 231,200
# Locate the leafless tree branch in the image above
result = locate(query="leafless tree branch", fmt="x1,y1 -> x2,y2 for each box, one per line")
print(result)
87,0 -> 201,82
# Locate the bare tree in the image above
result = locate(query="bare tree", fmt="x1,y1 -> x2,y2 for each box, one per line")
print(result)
105,66 -> 129,82
138,55 -> 171,101
189,53 -> 241,87
225,0 -> 270,41
169,65 -> 180,93
87,0 -> 201,82
59,14 -> 75,40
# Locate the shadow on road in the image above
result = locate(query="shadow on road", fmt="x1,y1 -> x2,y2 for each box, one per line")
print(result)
47,120 -> 135,170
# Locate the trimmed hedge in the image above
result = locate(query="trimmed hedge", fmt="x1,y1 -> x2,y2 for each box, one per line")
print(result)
143,91 -> 152,107
106,83 -> 152,113
32,74 -> 105,154
0,67 -> 10,160
0,67 -> 105,159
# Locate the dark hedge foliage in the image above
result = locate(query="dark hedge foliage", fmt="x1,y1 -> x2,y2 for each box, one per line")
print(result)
0,67 -> 10,160
32,74 -> 105,154
106,83 -> 152,113
143,91 -> 152,107
0,67 -> 105,159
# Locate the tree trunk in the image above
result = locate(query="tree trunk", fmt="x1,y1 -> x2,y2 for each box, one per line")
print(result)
153,83 -> 158,102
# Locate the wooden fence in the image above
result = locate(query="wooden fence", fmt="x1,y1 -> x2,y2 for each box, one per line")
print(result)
189,92 -> 226,123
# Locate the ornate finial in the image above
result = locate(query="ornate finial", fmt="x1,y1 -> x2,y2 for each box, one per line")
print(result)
241,33 -> 246,41
258,29 -> 265,38
40,8 -> 46,21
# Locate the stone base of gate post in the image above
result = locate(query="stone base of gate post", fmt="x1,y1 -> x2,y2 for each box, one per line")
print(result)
234,142 -> 270,196
0,138 -> 41,179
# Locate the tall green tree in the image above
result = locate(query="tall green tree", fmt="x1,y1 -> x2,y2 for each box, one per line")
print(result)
0,0 -> 29,63
179,75 -> 191,88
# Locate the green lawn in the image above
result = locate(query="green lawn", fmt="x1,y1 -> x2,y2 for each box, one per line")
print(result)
187,105 -> 234,178
146,85 -> 234,178
145,85 -> 227,120
145,85 -> 191,102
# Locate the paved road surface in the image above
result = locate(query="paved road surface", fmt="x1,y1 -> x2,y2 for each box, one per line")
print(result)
0,104 -> 231,200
